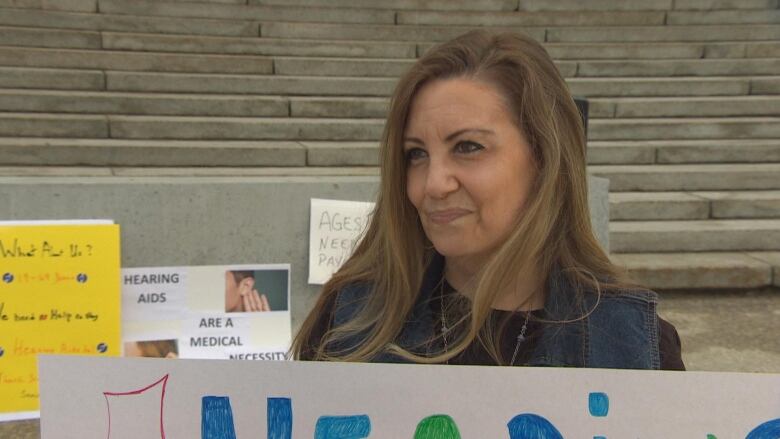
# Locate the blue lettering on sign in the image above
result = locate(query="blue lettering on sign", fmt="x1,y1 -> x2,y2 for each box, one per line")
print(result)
507,414 -> 564,439
314,415 -> 371,439
589,392 -> 609,417
746,418 -> 780,439
268,398 -> 293,439
191,394 -> 779,438
202,396 -> 237,439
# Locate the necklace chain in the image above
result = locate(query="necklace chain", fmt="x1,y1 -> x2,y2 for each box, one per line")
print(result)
439,279 -> 531,366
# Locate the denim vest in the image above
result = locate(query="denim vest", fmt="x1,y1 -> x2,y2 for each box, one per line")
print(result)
332,254 -> 660,369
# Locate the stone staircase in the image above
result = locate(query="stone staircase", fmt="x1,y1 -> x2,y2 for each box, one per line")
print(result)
0,0 -> 779,291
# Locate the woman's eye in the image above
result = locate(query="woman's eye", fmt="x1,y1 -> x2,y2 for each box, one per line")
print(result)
454,140 -> 484,154
405,147 -> 427,162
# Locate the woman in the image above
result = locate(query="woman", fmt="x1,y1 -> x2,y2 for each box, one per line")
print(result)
292,30 -> 683,369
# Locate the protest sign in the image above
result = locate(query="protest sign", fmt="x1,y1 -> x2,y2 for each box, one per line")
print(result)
122,264 -> 291,361
308,199 -> 374,285
0,221 -> 120,421
38,355 -> 780,438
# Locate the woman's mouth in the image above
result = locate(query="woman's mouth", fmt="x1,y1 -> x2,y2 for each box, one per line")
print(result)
427,208 -> 471,225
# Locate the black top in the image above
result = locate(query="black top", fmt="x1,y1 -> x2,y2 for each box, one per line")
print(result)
302,282 -> 685,371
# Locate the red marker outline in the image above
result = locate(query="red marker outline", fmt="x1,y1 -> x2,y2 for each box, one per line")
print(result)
103,374 -> 168,439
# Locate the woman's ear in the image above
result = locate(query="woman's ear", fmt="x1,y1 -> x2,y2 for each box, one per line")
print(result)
239,277 -> 255,290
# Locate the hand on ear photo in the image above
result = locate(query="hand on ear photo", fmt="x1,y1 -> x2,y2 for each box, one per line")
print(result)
240,278 -> 271,312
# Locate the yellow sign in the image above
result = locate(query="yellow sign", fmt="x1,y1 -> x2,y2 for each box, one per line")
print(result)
0,223 -> 121,417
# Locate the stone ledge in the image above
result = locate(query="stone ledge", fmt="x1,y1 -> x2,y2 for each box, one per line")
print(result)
611,252 -> 773,289
746,252 -> 780,287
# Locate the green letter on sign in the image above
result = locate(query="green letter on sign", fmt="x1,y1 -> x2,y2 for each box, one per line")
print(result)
414,414 -> 461,439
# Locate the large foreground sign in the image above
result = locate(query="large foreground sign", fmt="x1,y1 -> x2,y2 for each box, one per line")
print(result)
39,356 -> 780,438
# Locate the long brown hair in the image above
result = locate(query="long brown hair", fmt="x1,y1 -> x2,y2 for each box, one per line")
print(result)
292,30 -> 633,363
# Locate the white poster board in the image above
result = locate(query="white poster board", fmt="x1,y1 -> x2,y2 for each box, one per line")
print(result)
308,199 -> 374,285
122,264 -> 291,360
39,356 -> 780,438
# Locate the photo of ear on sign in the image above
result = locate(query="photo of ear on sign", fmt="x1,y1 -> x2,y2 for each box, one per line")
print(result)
225,270 -> 271,313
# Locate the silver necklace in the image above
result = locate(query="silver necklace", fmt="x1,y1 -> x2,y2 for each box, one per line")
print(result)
439,281 -> 531,366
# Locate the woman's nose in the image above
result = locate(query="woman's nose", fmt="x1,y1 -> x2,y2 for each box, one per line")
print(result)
424,157 -> 459,200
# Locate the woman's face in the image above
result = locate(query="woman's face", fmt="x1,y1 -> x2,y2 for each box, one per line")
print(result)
404,77 -> 536,265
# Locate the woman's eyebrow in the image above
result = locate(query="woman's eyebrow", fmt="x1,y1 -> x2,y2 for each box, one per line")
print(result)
445,128 -> 495,141
404,128 -> 495,145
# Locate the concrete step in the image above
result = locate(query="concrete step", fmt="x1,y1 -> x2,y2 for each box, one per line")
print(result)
0,25 -> 101,49
589,117 -> 780,141
396,10 -> 667,26
269,23 -> 779,58
164,0 -> 245,3
589,164 -> 780,191
0,0 -> 97,12
3,43 -> 775,80
105,31 -> 720,61
271,57 -> 780,78
569,77 -> 751,97
655,139 -> 780,164
285,96 -> 780,119
0,165 -> 379,177
692,191 -> 780,219
276,57 -> 406,78
588,139 -> 780,165
262,22 -> 547,43
668,9 -> 780,25
0,138 -> 307,166
610,252 -> 777,290
0,90 -> 290,117
102,32 -> 417,59
704,42 -> 780,58
0,46 -> 273,74
107,116 -> 385,140
0,66 -> 105,90
577,58 -> 780,77
251,0 -> 516,11
547,24 -> 780,43
610,192 -> 709,220
418,41 -> 706,60
0,7 -> 259,37
753,77 -> 780,94
610,191 -> 780,220
271,56 -> 578,77
113,166 -> 381,177
0,113 -> 107,137
106,71 -> 396,96
290,97 -> 387,118
519,0 -> 780,10
674,0 -> 780,10
3,138 -> 776,168
517,0 -> 673,11
610,219 -> 780,252
589,96 -> 780,118
303,141 -> 379,166
4,114 -> 775,142
104,71 -> 751,97
98,0 -> 395,24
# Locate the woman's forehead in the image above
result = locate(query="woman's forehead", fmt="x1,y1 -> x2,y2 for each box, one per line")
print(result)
404,78 -> 514,138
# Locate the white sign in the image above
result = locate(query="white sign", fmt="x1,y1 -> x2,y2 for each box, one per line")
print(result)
122,267 -> 187,322
39,356 -> 780,438
308,198 -> 374,284
122,264 -> 291,360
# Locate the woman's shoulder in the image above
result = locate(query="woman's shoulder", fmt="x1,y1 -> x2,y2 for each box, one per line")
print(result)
599,285 -> 659,304
589,286 -> 685,370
